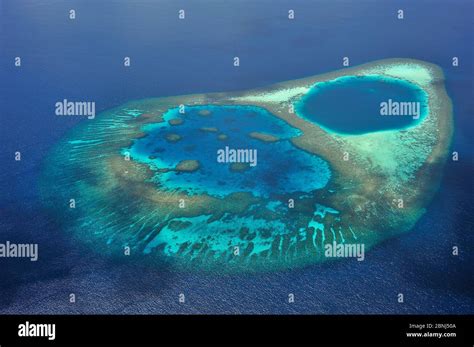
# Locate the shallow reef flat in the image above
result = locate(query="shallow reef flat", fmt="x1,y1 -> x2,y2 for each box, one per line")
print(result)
40,59 -> 453,272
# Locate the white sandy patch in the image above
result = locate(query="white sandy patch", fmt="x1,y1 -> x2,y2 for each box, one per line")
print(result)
379,64 -> 433,87
230,87 -> 309,103
233,63 -> 433,105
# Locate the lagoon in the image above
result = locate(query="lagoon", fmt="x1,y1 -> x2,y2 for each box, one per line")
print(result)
295,75 -> 429,135
127,105 -> 331,198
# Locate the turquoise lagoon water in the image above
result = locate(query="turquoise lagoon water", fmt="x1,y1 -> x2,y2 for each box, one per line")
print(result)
295,75 -> 429,135
127,105 -> 331,198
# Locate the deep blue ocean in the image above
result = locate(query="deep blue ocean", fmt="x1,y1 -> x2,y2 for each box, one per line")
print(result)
1,0 -> 473,313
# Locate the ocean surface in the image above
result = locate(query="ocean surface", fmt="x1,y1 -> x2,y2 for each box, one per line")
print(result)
0,0 -> 473,314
